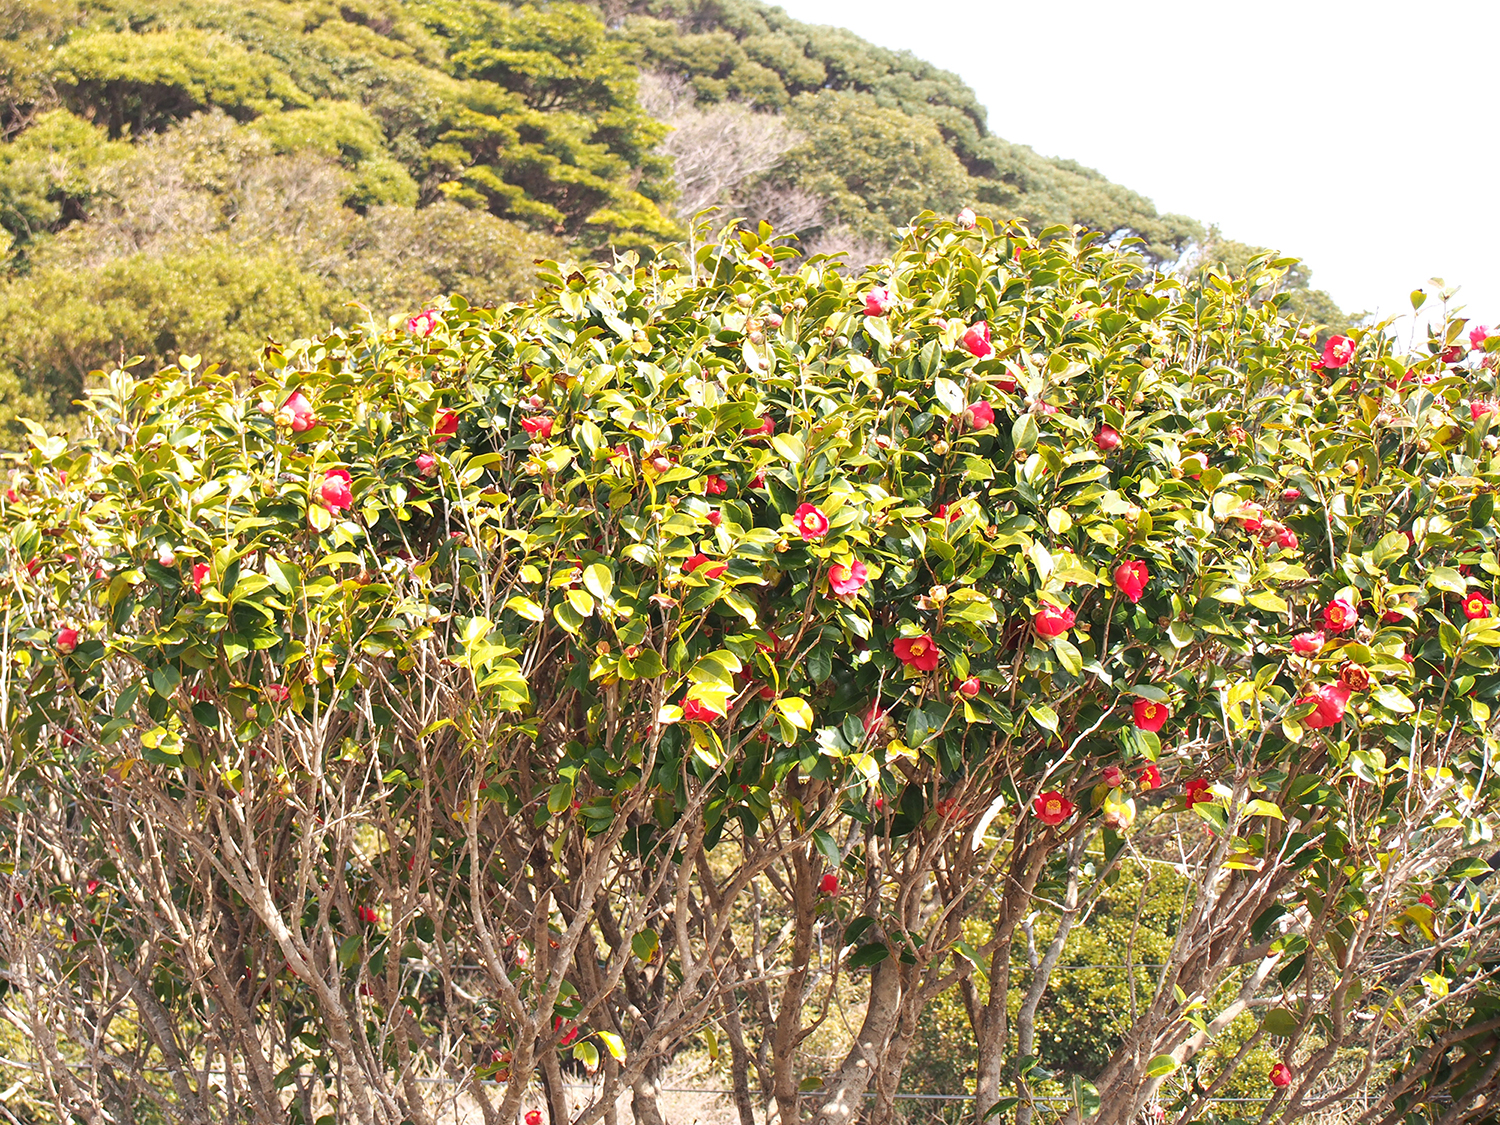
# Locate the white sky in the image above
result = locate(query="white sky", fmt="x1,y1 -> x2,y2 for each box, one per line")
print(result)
772,0 -> 1499,333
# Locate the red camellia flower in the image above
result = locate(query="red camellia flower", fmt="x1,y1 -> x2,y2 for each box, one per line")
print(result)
406,309 -> 439,337
1300,682 -> 1352,729
1132,698 -> 1170,733
793,503 -> 829,539
526,1111 -> 543,1125
1113,560 -> 1149,603
680,698 -> 721,722
1184,778 -> 1213,808
1281,487 -> 1302,502
416,453 -> 437,477
828,559 -> 869,596
705,474 -> 729,495
1323,595 -> 1357,633
893,633 -> 941,671
957,676 -> 981,698
1291,630 -> 1325,655
863,288 -> 893,316
319,468 -> 353,512
192,562 -> 210,594
964,401 -> 995,430
1471,324 -> 1492,351
520,415 -> 553,439
743,416 -> 775,439
434,410 -> 459,441
1463,591 -> 1494,620
1033,603 -> 1076,638
683,554 -> 728,579
1095,424 -> 1122,451
55,627 -> 79,654
264,684 -> 291,703
1269,1062 -> 1293,1088
961,321 -> 994,359
1419,891 -> 1436,907
1236,502 -> 1265,532
1033,791 -> 1074,826
1443,344 -> 1465,364
1276,526 -> 1299,551
1472,401 -> 1494,421
1137,763 -> 1162,791
706,510 -> 722,526
1102,765 -> 1125,787
1323,335 -> 1354,368
281,391 -> 317,433
956,206 -> 977,229
819,873 -> 840,895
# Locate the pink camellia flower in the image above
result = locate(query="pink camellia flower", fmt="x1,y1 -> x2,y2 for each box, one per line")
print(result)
55,627 -> 79,654
1033,791 -> 1074,826
793,503 -> 829,540
157,544 -> 177,567
192,562 -> 210,595
1471,324 -> 1492,351
281,391 -> 317,433
1291,630 -> 1325,655
863,288 -> 893,316
1323,335 -> 1354,368
406,309 -> 439,337
1132,698 -> 1170,733
1300,681 -> 1352,729
1323,595 -> 1357,633
1137,763 -> 1162,791
434,410 -> 459,441
1472,400 -> 1495,421
1034,603 -> 1076,638
1184,778 -> 1213,809
743,416 -> 775,439
319,469 -> 353,512
680,698 -> 721,722
963,401 -> 995,431
520,415 -> 553,439
1269,1062 -> 1293,1089
828,559 -> 869,597
264,684 -> 291,703
893,633 -> 941,671
705,474 -> 729,495
683,554 -> 728,580
416,453 -> 437,477
956,206 -> 977,229
1276,526 -> 1299,551
961,321 -> 994,359
957,676 -> 981,698
1095,424 -> 1122,451
1102,765 -> 1126,787
1114,560 -> 1149,603
1463,591 -> 1494,620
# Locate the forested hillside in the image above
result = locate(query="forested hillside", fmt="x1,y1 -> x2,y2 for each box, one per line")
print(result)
0,0 -> 1346,432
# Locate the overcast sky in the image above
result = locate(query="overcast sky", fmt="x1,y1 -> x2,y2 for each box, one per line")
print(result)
773,0 -> 1498,336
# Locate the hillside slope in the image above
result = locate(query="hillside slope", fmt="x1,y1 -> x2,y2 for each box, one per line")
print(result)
0,0 -> 1346,434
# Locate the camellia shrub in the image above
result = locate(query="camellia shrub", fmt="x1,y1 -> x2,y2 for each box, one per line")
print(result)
3,214 -> 1500,1125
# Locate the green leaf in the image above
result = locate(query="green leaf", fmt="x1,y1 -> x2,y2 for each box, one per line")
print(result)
1051,636 -> 1082,676
777,697 -> 814,730
847,942 -> 888,968
770,433 -> 805,464
1244,799 -> 1284,820
1145,1054 -> 1178,1078
338,934 -> 362,969
582,563 -> 613,600
598,1030 -> 626,1061
1028,704 -> 1058,734
504,595 -> 545,623
631,930 -> 659,962
1012,414 -> 1039,455
1262,1008 -> 1299,1036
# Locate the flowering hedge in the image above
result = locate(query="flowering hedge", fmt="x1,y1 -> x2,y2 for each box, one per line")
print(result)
3,215 -> 1500,1125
